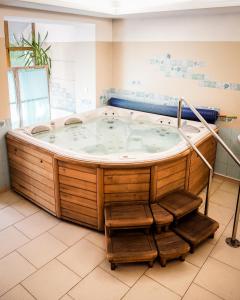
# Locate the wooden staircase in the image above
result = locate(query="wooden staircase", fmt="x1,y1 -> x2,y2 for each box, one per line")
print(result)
104,190 -> 219,269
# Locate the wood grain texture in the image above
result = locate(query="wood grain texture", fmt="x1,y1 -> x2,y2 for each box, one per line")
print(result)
58,161 -> 98,229
155,156 -> 188,201
173,212 -> 219,251
6,132 -> 217,232
188,136 -> 217,194
106,231 -> 158,265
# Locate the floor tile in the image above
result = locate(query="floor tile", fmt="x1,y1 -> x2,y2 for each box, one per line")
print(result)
18,232 -> 67,268
222,218 -> 240,240
49,221 -> 89,246
0,207 -> 24,231
212,175 -> 224,184
0,284 -> 35,300
210,182 -> 222,195
208,222 -> 226,245
60,294 -> 73,300
0,252 -> 35,296
68,267 -> 128,300
183,283 -> 222,300
219,180 -> 239,195
210,236 -> 240,270
22,260 -> 80,300
186,242 -> 215,267
11,198 -> 39,217
0,191 -> 21,210
210,190 -> 237,210
58,239 -> 105,277
0,226 -> 29,259
85,231 -> 105,250
100,259 -> 147,287
195,257 -> 240,300
204,202 -> 234,226
146,261 -> 199,296
122,275 -> 180,300
15,210 -> 59,239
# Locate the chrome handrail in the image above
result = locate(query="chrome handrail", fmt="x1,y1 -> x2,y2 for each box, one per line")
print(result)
178,97 -> 240,248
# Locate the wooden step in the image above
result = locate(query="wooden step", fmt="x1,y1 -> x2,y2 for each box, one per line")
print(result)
154,231 -> 190,267
150,203 -> 173,232
106,230 -> 158,270
158,190 -> 202,221
173,212 -> 219,253
104,203 -> 153,233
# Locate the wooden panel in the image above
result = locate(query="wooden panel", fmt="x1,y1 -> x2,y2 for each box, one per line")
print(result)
8,144 -> 53,172
11,174 -> 55,204
7,137 -> 56,214
8,152 -> 53,180
157,158 -> 187,179
60,184 -> 96,201
188,136 -> 217,194
157,178 -> 185,198
9,160 -> 53,188
60,192 -> 97,209
58,161 -> 96,174
103,167 -> 151,205
104,173 -> 150,184
154,157 -> 187,201
11,181 -> 55,213
7,139 -> 53,163
104,168 -> 150,175
59,166 -> 96,183
10,167 -> 54,197
156,170 -> 186,190
59,175 -> 96,192
104,183 -> 150,194
58,161 -> 98,228
97,168 -> 104,231
61,209 -> 98,227
104,192 -> 149,202
61,201 -> 97,218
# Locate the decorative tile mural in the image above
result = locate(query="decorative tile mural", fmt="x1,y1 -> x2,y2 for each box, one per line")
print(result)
149,53 -> 240,91
100,88 -> 180,106
100,88 -> 218,110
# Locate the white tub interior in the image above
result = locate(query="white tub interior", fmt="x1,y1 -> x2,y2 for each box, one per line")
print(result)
10,106 -> 216,163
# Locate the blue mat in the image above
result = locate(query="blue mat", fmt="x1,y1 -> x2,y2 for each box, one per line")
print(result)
108,98 -> 219,124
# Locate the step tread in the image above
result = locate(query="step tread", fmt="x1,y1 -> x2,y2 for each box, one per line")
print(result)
173,212 -> 219,245
158,190 -> 202,220
105,203 -> 153,229
106,231 -> 158,263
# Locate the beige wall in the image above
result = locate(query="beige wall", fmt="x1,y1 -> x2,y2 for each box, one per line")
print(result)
112,14 -> 240,116
96,41 -> 112,106
0,16 -> 10,119
112,41 -> 240,115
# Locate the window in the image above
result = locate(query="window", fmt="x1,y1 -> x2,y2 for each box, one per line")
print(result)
8,67 -> 51,128
5,19 -> 96,128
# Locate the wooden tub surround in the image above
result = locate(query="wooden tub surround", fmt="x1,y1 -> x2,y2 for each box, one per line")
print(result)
6,132 -> 217,232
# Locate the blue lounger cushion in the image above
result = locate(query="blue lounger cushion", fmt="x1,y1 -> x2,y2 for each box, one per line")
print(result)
108,98 -> 219,124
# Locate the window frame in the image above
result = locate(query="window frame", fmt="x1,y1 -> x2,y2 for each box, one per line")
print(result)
4,21 -> 35,68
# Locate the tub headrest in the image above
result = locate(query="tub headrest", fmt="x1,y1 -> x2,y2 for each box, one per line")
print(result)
30,125 -> 51,135
64,117 -> 83,126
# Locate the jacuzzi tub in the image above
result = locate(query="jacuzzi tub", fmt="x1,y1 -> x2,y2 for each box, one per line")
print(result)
6,106 -> 218,231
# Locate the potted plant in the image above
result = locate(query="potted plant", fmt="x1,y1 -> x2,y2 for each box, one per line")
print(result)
14,31 -> 52,75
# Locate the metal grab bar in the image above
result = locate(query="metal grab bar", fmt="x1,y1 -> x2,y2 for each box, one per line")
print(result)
178,97 -> 240,248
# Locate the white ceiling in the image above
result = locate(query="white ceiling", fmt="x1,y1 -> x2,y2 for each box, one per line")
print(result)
1,0 -> 240,17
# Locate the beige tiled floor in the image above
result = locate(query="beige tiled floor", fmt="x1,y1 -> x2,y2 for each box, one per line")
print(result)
0,175 -> 239,300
